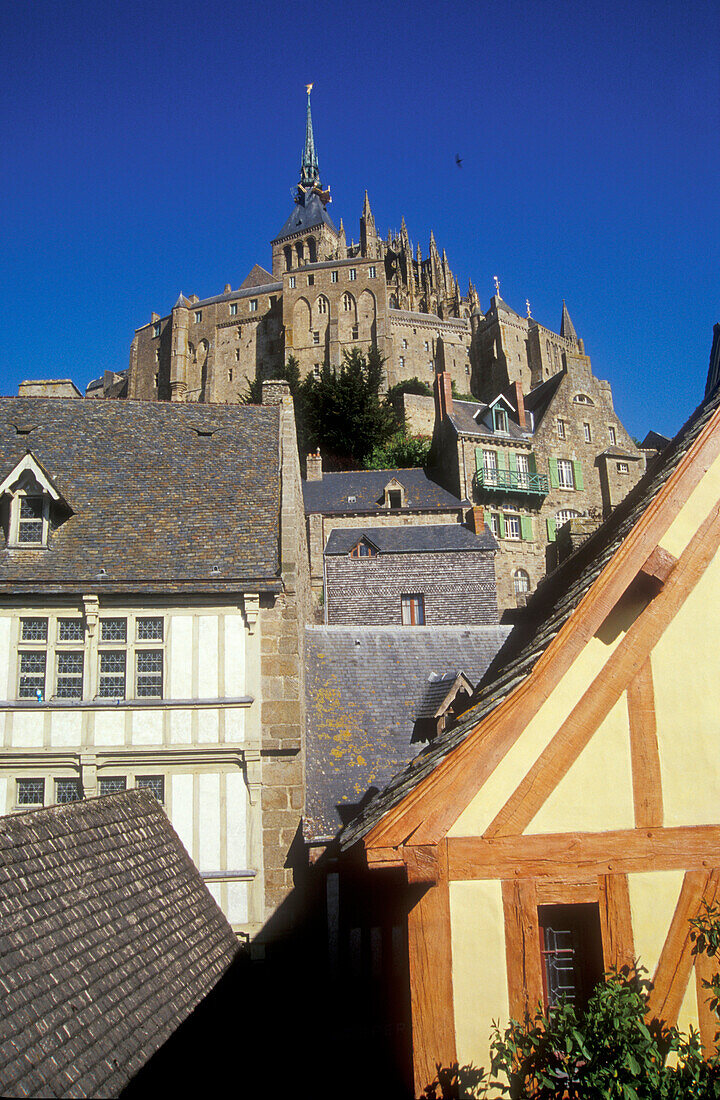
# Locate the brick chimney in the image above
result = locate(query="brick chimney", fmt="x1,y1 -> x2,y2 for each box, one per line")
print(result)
306,449 -> 323,481
510,380 -> 527,430
467,505 -> 485,534
433,370 -> 453,424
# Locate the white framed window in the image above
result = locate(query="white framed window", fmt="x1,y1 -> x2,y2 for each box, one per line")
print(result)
583,423 -> 591,442
516,453 -> 530,487
574,393 -> 594,405
99,776 -> 126,796
402,339 -> 408,349
313,330 -> 320,344
194,311 -> 202,323
489,513 -> 500,538
349,268 -> 357,281
137,775 -> 165,803
55,778 -> 82,804
424,341 -> 429,351
249,299 -> 258,312
609,426 -> 617,445
617,461 -> 629,474
369,266 -> 376,278
557,459 -> 574,489
401,594 -> 425,625
483,450 -> 498,486
17,778 -> 44,806
505,513 -> 521,540
55,651 -> 83,699
317,297 -> 328,314
556,508 -> 581,526
343,293 -> 353,311
153,321 -> 161,338
16,496 -> 48,546
513,569 -> 530,595
289,276 -> 296,288
19,651 -> 46,699
331,271 -> 338,283
557,419 -> 566,440
352,325 -> 359,340
399,356 -> 405,369
98,616 -> 164,700
230,303 -> 237,316
493,407 -> 509,433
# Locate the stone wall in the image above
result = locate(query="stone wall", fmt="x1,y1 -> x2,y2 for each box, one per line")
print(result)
325,549 -> 498,625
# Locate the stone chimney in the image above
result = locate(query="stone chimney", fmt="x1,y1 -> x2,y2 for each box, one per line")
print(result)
467,505 -> 485,534
262,380 -> 292,406
306,449 -> 323,481
433,369 -> 453,424
505,380 -> 526,430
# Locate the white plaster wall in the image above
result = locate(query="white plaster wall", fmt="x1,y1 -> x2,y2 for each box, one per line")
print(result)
11,713 -> 43,748
224,709 -> 245,743
93,712 -> 125,747
198,772 -> 221,871
169,709 -> 192,745
169,615 -> 193,697
0,618 -> 12,699
50,711 -> 83,748
197,709 -> 219,744
131,710 -> 163,746
224,613 -> 245,696
197,616 -> 218,698
171,773 -> 194,857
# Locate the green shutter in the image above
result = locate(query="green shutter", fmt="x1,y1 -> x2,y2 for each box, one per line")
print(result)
498,513 -> 506,539
521,515 -> 534,541
508,451 -> 517,474
475,447 -> 483,472
572,459 -> 584,490
497,449 -> 507,472
546,517 -> 556,542
527,452 -> 537,474
549,457 -> 559,489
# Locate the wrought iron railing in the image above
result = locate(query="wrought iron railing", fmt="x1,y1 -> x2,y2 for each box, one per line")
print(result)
473,469 -> 549,496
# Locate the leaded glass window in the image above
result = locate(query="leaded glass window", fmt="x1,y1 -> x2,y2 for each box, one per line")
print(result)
137,617 -> 163,642
21,618 -> 48,642
55,778 -> 82,804
18,497 -> 44,544
99,651 -> 126,698
19,652 -> 46,697
58,618 -> 83,642
137,775 -> 164,803
56,652 -> 83,698
100,618 -> 127,643
136,650 -> 162,697
99,776 -> 127,796
17,778 -> 44,805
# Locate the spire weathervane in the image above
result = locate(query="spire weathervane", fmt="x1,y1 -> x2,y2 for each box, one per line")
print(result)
526,299 -> 532,318
493,275 -> 501,298
300,82 -> 319,188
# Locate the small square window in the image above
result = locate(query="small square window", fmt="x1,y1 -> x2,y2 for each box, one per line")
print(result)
307,274 -> 314,286
352,325 -> 359,340
402,339 -> 408,349
137,617 -> 163,642
136,650 -> 162,697
100,618 -> 127,643
19,652 -> 46,698
313,330 -> 320,344
505,514 -> 521,540
289,276 -> 296,289
58,619 -> 83,643
17,778 -> 44,806
230,302 -> 238,316
349,268 -> 357,281
56,652 -> 83,699
99,776 -> 127,796
137,775 -> 164,803
583,423 -> 591,443
194,311 -> 202,324
609,426 -> 617,445
369,266 -> 376,278
153,321 -> 161,338
18,497 -> 45,545
250,299 -> 258,312
331,271 -> 338,283
55,778 -> 82,804
617,462 -> 629,474
21,617 -> 48,642
557,419 -> 566,440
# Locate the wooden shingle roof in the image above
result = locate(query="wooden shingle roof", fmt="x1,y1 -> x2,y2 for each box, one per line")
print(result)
0,791 -> 239,1097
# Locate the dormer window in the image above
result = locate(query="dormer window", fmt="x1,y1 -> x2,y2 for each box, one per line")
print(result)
493,407 -> 509,433
381,480 -> 406,509
350,540 -> 377,558
388,489 -> 402,508
0,453 -> 66,550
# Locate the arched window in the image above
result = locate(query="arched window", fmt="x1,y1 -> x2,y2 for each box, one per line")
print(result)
316,296 -> 328,315
284,246 -> 292,271
342,292 -> 354,312
295,241 -> 304,265
573,393 -> 595,405
307,237 -> 317,263
556,508 -> 581,527
513,569 -> 530,595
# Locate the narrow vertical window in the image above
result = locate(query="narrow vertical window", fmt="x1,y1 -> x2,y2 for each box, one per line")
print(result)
401,594 -> 425,625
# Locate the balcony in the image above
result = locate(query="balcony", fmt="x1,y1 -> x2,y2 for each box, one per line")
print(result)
474,468 -> 549,497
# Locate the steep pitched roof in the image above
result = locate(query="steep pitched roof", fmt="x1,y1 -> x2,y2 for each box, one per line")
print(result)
303,466 -> 467,514
305,625 -> 511,841
324,524 -> 497,555
341,383 -> 720,849
560,300 -> 578,341
239,263 -> 275,289
273,190 -> 337,242
0,791 -> 239,1097
448,399 -> 529,439
0,398 -> 282,593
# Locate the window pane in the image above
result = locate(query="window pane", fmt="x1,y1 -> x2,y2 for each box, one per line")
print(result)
21,617 -> 48,642
505,515 -> 521,539
19,651 -> 46,697
58,618 -> 84,642
99,651 -> 126,698
55,778 -> 82,804
100,617 -> 127,643
99,776 -> 127,796
557,460 -> 574,489
137,617 -> 163,642
17,778 -> 44,805
136,650 -> 162,697
56,652 -> 84,698
137,775 -> 164,803
18,497 -> 44,544
401,594 -> 425,626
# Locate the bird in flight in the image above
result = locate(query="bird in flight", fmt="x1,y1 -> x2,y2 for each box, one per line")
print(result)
455,154 -> 463,168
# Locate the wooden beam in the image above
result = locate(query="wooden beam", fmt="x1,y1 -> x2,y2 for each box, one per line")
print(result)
447,826 -> 720,881
694,948 -> 717,1056
483,502 -> 720,839
535,880 -> 598,904
366,847 -> 404,869
627,660 -> 664,828
646,870 -> 720,1027
406,840 -> 457,1098
598,873 -> 635,973
502,879 -> 544,1021
363,402 -> 720,853
404,844 -> 439,885
640,544 -> 677,585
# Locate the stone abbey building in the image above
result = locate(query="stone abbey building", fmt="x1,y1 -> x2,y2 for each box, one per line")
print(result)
93,89 -> 612,407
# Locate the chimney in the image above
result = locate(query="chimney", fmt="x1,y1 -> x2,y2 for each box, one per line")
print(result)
151,312 -> 160,323
306,448 -> 323,481
511,380 -> 526,430
433,369 -> 453,424
467,505 -> 485,534
261,380 -> 291,406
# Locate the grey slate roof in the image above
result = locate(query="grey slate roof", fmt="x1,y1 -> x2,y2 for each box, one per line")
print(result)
303,466 -> 468,514
341,383 -> 719,848
448,399 -> 529,440
0,398 -> 282,594
304,624 -> 511,841
239,263 -> 275,289
0,790 -> 239,1098
273,191 -> 337,241
324,523 -> 497,555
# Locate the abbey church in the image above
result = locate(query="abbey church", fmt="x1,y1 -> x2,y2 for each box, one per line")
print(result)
89,90 -> 596,407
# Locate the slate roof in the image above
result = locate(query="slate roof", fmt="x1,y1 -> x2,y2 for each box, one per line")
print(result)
305,624 -> 511,841
340,383 -> 720,848
324,524 -> 497,555
0,398 -> 282,594
448,399 -> 529,440
303,466 -> 468,514
0,790 -> 239,1098
273,191 -> 337,241
239,264 -> 275,290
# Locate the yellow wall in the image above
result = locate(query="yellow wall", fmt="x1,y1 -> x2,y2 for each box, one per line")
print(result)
450,880 -> 509,1076
659,447 -> 720,560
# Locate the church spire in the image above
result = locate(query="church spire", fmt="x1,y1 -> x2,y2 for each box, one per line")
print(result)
300,83 -> 320,187
560,299 -> 578,343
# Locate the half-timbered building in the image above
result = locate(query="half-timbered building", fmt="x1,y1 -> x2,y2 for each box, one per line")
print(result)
341,371 -> 720,1096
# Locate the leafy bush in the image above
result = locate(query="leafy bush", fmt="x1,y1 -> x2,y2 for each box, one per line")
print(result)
366,432 -> 432,470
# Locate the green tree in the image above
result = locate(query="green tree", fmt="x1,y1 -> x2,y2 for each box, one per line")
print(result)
365,431 -> 432,470
241,355 -> 302,406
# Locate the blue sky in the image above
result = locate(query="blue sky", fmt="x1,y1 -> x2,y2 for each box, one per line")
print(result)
2,0 -> 718,438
